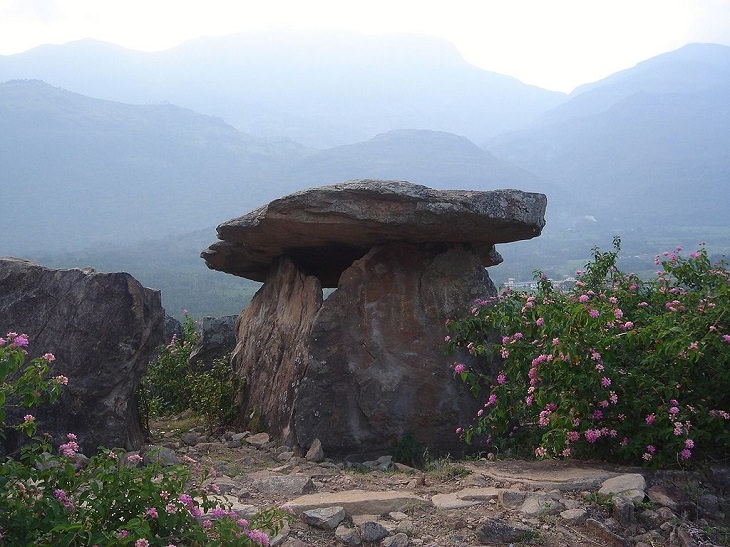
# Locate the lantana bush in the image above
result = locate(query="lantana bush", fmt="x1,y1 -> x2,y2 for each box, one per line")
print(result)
447,238 -> 730,467
0,332 -> 287,545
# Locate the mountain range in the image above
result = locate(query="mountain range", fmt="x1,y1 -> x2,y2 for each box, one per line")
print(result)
1,33 -> 728,316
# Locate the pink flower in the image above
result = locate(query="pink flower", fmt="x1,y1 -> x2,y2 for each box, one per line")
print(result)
144,507 -> 158,519
166,503 -> 177,514
135,540 -> 150,547
589,309 -> 600,318
455,427 -> 463,435
42,353 -> 55,362
579,294 -> 590,303
12,334 -> 29,347
453,363 -> 465,374
54,375 -> 69,385
202,519 -> 212,529
680,448 -> 692,460
601,377 -> 611,388
593,410 -> 604,420
496,373 -> 507,385
535,317 -> 545,326
486,393 -> 497,406
23,414 -> 34,423
584,429 -> 601,443
614,308 -> 624,319
534,447 -> 547,457
513,332 -> 523,340
127,453 -> 144,464
685,439 -> 694,449
646,444 -> 656,453
117,530 -> 129,539
638,301 -> 649,307
722,334 -> 730,343
642,452 -> 653,461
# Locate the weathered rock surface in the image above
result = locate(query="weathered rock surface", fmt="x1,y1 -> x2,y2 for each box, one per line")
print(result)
202,180 -> 546,286
295,243 -> 494,458
0,258 -> 164,455
188,314 -> 237,369
231,258 -> 322,444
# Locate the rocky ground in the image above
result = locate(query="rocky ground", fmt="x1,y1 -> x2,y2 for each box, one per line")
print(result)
145,417 -> 729,546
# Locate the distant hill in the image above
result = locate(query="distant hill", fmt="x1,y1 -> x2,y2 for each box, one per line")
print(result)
0,79 -> 306,254
0,31 -> 566,148
487,43 -> 730,236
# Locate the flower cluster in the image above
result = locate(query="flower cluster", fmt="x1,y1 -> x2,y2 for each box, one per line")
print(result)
447,239 -> 730,467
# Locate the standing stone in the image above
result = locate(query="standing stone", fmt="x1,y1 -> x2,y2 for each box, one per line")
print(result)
0,258 -> 163,455
295,243 -> 493,458
189,315 -> 237,369
231,257 -> 322,443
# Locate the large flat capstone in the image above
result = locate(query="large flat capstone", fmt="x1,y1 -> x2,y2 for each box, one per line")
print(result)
202,180 -> 546,286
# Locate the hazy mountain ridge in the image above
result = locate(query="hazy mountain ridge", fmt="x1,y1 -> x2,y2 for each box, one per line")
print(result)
0,31 -> 566,148
487,43 -> 730,231
2,37 -> 729,316
0,79 -> 308,253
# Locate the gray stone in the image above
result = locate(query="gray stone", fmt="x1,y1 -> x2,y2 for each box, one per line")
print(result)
245,432 -> 271,448
202,180 -> 546,285
251,474 -> 316,496
0,258 -> 163,456
382,532 -> 410,547
599,474 -> 646,503
305,438 -> 324,462
519,494 -> 564,516
335,524 -> 361,546
646,484 -> 690,513
560,508 -> 588,525
476,517 -> 535,544
283,490 -> 430,516
359,521 -> 390,543
188,315 -> 237,369
300,506 -> 345,529
612,495 -> 635,528
432,487 -> 500,509
585,518 -> 631,547
498,489 -> 527,509
143,445 -> 181,466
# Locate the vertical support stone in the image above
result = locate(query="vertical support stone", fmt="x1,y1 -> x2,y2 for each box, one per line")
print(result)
294,243 -> 495,458
231,257 -> 322,445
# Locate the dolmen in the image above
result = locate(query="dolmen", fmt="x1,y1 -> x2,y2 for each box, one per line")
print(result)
202,180 -> 546,459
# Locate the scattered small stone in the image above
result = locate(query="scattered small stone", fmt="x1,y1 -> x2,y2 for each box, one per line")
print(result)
498,489 -> 526,509
251,474 -> 316,496
560,508 -> 588,525
245,432 -> 270,448
599,474 -> 646,503
335,524 -> 361,546
143,445 -> 181,466
612,495 -> 635,528
519,494 -> 564,517
300,506 -> 345,530
585,518 -> 631,547
305,438 -> 325,462
382,532 -> 410,547
476,517 -> 535,544
359,521 -> 390,543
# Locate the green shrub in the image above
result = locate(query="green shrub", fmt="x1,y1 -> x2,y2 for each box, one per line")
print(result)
1,332 -> 288,545
138,313 -> 237,432
447,238 -> 730,467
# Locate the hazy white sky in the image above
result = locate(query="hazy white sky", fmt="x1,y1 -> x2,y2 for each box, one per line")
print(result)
1,0 -> 729,92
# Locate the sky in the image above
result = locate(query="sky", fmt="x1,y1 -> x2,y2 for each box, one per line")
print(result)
1,0 -> 729,92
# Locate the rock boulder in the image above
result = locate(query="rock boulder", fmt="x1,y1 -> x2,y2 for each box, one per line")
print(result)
0,258 -> 164,455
